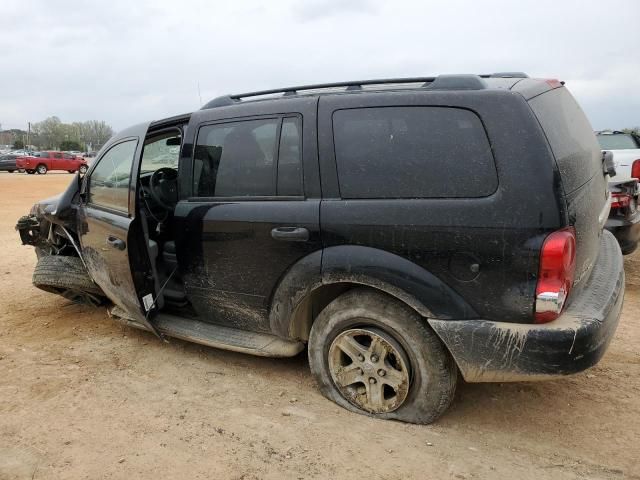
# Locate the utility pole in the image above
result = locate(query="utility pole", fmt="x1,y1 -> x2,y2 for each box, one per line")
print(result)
27,122 -> 31,149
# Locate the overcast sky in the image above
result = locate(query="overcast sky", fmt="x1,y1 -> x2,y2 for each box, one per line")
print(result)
1,0 -> 638,132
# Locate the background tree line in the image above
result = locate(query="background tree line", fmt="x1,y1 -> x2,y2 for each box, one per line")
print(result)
30,117 -> 114,151
0,117 -> 114,151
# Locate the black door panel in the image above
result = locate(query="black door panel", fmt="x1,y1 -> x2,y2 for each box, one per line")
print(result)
175,199 -> 321,332
79,206 -> 139,313
77,123 -> 158,330
174,98 -> 321,333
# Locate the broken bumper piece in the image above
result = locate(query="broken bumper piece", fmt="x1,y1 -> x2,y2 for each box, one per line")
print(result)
16,215 -> 41,246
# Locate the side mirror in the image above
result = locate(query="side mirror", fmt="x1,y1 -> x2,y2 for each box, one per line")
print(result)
166,137 -> 181,146
78,173 -> 88,202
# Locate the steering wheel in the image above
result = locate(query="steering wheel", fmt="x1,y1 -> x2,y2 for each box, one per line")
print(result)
149,167 -> 178,210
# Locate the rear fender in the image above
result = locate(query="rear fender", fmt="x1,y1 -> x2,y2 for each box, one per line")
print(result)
269,246 -> 477,340
321,245 -> 477,319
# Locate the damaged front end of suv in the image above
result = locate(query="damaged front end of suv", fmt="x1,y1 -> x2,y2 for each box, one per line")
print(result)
16,175 -> 105,305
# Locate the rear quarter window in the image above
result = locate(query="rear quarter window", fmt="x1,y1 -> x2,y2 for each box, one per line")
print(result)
529,88 -> 601,194
332,107 -> 497,199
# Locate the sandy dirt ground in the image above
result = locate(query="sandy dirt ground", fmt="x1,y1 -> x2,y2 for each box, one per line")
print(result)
0,172 -> 639,480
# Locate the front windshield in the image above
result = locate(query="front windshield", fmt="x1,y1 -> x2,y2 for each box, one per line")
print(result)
141,133 -> 181,172
597,134 -> 639,150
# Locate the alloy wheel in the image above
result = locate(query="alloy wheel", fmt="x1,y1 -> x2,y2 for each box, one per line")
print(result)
328,327 -> 411,414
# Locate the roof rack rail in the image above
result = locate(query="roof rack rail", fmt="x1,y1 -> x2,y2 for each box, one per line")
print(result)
201,95 -> 237,109
229,77 -> 437,101
429,74 -> 487,90
480,72 -> 529,78
200,73 -> 525,110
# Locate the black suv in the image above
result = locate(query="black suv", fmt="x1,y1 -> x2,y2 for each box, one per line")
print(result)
17,73 -> 624,424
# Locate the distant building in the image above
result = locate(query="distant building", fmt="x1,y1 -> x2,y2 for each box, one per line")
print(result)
0,129 -> 27,146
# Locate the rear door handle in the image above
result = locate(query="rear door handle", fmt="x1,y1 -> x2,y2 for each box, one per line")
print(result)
106,235 -> 126,250
271,227 -> 310,242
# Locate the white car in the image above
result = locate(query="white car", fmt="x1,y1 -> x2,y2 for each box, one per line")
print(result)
9,149 -> 31,156
596,131 -> 640,181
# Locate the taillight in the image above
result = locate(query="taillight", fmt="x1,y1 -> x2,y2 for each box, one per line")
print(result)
535,227 -> 576,323
631,159 -> 640,180
611,193 -> 631,209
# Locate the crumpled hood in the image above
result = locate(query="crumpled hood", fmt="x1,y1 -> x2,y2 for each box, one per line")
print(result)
30,194 -> 62,217
29,175 -> 81,228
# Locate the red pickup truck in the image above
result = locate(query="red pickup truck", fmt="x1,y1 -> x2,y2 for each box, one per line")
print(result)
16,151 -> 88,175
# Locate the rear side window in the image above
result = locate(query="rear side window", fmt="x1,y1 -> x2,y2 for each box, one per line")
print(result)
332,107 -> 497,199
193,116 -> 303,197
194,118 -> 278,197
529,88 -> 601,193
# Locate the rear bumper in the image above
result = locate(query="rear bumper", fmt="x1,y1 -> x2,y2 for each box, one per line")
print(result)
429,230 -> 624,382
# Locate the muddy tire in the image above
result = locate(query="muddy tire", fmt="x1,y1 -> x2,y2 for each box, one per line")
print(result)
35,246 -> 53,259
308,289 -> 457,424
621,242 -> 638,256
33,254 -> 104,305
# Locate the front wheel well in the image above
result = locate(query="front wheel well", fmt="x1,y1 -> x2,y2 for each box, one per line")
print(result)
288,282 -> 430,341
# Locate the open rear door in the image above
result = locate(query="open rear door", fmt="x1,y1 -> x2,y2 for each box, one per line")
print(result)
77,122 -> 162,335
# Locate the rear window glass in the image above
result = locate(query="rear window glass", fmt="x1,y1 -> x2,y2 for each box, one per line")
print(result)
529,88 -> 601,193
332,107 -> 497,199
597,134 -> 639,150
